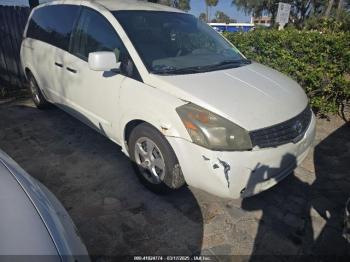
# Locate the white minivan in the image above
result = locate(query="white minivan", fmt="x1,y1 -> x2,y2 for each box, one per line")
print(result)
21,0 -> 316,199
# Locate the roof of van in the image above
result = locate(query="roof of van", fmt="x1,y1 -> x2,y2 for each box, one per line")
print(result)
45,0 -> 184,13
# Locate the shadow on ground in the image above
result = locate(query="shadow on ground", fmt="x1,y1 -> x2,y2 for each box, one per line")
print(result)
0,100 -> 203,257
242,121 -> 350,259
1,98 -> 349,260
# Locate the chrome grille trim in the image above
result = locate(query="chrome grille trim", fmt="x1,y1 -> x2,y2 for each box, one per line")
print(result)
250,106 -> 312,148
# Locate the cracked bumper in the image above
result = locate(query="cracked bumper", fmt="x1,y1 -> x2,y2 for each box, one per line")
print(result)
167,113 -> 316,199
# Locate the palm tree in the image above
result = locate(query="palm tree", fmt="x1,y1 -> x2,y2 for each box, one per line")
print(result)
205,0 -> 219,22
336,0 -> 345,19
325,0 -> 335,17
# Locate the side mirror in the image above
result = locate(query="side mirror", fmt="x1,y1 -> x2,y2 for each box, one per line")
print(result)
88,51 -> 120,72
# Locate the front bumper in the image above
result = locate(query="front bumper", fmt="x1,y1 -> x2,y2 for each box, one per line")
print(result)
167,113 -> 316,199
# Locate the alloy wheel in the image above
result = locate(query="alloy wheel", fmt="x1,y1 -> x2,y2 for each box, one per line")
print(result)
134,137 -> 166,184
29,78 -> 40,104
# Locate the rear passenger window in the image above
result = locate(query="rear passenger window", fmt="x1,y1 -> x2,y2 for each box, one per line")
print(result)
27,5 -> 79,51
70,8 -> 124,61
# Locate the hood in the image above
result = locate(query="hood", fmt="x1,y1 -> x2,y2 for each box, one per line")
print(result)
148,62 -> 308,131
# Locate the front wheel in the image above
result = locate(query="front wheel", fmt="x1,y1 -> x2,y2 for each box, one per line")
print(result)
128,123 -> 186,194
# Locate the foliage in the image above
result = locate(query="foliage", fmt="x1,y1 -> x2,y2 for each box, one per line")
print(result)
174,0 -> 191,11
224,29 -> 350,114
205,0 -> 219,22
232,0 -> 349,28
304,15 -> 349,32
205,0 -> 219,7
338,9 -> 350,30
211,11 -> 236,23
232,0 -> 281,22
199,12 -> 207,22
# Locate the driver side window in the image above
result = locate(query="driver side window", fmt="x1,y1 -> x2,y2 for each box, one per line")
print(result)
71,7 -> 124,61
70,7 -> 142,81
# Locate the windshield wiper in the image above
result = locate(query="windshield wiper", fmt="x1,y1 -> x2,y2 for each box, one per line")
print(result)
151,67 -> 204,75
211,59 -> 251,67
151,59 -> 252,75
191,59 -> 251,72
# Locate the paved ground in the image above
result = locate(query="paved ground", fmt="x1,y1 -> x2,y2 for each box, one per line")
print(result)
0,98 -> 349,260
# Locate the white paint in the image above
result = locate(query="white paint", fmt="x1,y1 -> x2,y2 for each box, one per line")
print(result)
21,0 -> 315,199
276,2 -> 291,28
88,52 -> 120,72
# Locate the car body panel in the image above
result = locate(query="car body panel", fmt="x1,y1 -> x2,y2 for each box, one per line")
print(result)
0,161 -> 58,257
118,77 -> 190,155
0,150 -> 89,260
54,50 -> 125,142
89,0 -> 184,13
20,0 -> 315,199
167,113 -> 316,198
20,38 -> 56,102
149,62 -> 308,131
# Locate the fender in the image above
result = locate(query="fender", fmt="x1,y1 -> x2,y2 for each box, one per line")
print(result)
118,109 -> 191,157
117,77 -> 192,156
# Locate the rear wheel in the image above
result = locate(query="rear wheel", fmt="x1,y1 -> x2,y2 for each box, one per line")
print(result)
128,123 -> 185,194
27,73 -> 50,109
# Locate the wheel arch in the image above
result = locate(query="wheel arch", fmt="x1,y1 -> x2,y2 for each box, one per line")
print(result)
119,113 -> 190,157
125,119 -> 187,190
124,119 -> 147,148
24,66 -> 35,80
24,65 -> 40,85
23,65 -> 51,103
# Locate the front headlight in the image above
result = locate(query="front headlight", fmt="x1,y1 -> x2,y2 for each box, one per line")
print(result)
176,103 -> 252,151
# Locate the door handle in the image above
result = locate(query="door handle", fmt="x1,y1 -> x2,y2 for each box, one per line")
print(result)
67,67 -> 77,74
54,62 -> 63,68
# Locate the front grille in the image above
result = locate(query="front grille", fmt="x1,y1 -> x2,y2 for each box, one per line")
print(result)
250,106 -> 312,149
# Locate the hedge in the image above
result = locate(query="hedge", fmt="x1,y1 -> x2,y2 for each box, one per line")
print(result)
224,29 -> 350,115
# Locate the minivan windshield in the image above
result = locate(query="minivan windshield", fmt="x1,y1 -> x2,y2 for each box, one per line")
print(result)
113,11 -> 250,75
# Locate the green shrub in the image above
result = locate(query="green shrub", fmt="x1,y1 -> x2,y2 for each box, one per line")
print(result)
224,29 -> 350,115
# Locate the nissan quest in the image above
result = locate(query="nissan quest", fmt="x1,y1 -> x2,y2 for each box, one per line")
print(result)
20,0 -> 316,199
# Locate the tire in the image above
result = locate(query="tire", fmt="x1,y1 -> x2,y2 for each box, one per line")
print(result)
27,72 -> 50,109
128,123 -> 186,194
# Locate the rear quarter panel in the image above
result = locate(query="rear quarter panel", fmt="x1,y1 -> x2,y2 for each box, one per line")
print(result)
21,37 -> 56,102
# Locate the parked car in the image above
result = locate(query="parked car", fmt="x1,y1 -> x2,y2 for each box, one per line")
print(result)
0,149 -> 89,261
20,0 -> 316,199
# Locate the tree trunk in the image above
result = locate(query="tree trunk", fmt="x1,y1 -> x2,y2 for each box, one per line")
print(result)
325,0 -> 334,17
206,3 -> 209,22
270,5 -> 278,26
336,0 -> 344,20
28,0 -> 39,9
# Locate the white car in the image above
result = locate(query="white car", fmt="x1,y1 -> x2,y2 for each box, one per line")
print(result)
20,0 -> 316,199
0,149 -> 89,261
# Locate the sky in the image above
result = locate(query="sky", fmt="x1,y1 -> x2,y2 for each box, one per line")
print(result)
189,0 -> 251,23
0,0 -> 252,22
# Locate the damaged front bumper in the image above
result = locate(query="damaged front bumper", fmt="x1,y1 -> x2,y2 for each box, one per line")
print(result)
167,113 -> 316,199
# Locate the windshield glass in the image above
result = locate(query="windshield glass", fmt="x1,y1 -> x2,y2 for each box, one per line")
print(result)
113,11 -> 249,75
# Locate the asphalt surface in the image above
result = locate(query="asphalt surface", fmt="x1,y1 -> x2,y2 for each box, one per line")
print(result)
0,98 -> 349,260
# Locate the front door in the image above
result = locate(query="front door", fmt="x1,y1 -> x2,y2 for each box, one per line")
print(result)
60,7 -> 129,141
